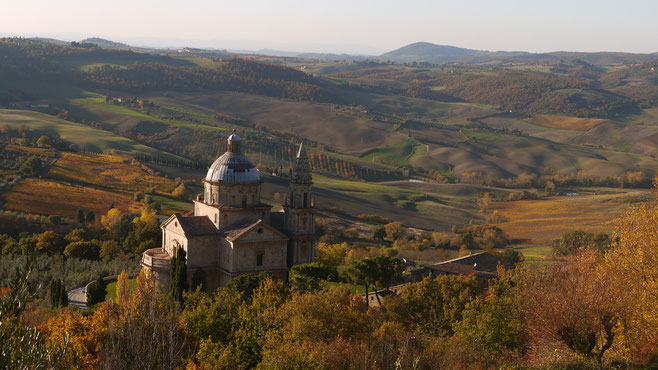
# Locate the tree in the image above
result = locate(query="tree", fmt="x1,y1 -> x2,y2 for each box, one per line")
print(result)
350,255 -> 404,306
99,240 -> 122,262
314,242 -> 346,267
552,230 -> 611,256
75,208 -> 85,224
519,252 -> 627,362
476,192 -> 493,214
170,245 -> 188,302
455,277 -> 527,358
372,225 -> 386,242
226,271 -> 274,302
86,274 -> 107,306
20,156 -> 43,176
96,270 -> 192,369
383,275 -> 482,337
49,279 -> 68,308
0,256 -> 69,368
604,194 -> 658,360
172,183 -> 190,200
384,222 -> 406,241
123,210 -> 161,254
85,210 -> 95,224
115,270 -> 132,309
36,230 -> 66,254
64,240 -> 101,260
191,269 -> 207,292
36,135 -> 51,147
288,262 -> 331,293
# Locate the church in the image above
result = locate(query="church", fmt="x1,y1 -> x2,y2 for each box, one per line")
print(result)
141,133 -> 317,292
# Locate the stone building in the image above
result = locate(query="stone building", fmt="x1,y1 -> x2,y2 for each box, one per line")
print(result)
141,133 -> 317,292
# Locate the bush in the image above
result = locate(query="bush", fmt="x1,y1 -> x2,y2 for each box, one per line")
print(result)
64,240 -> 101,260
552,230 -> 612,256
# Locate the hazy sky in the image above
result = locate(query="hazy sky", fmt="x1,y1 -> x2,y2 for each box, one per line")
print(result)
2,0 -> 657,54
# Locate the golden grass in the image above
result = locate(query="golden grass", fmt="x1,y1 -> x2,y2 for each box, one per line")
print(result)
49,153 -> 178,193
5,145 -> 57,156
524,114 -> 607,131
1,153 -> 186,218
495,192 -> 642,244
1,178 -> 137,218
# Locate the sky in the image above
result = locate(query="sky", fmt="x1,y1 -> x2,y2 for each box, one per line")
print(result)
2,0 -> 657,54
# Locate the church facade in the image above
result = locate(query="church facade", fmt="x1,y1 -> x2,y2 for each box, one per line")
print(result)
141,133 -> 317,292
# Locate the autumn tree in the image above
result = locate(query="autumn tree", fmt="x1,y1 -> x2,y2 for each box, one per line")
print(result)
519,252 -> 628,362
383,275 -> 482,337
36,230 -> 66,254
384,221 -> 406,241
64,240 -> 101,260
314,242 -> 346,267
604,189 -> 658,361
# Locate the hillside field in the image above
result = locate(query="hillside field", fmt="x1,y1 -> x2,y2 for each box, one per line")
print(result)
494,190 -> 646,244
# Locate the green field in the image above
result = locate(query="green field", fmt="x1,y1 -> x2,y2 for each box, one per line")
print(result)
105,278 -> 137,302
361,139 -> 421,166
0,110 -> 183,161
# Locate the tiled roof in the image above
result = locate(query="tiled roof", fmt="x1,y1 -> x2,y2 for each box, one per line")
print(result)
434,252 -> 503,273
174,214 -> 218,236
222,220 -> 260,241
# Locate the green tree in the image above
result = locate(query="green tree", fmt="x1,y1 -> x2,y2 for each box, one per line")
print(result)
0,234 -> 18,254
85,210 -> 95,224
350,255 -> 404,306
75,208 -> 85,224
372,225 -> 386,242
49,279 -> 69,308
455,278 -> 527,358
0,256 -> 69,368
226,271 -> 274,302
86,274 -> 107,306
288,262 -> 331,293
384,275 -> 483,337
20,156 -> 43,176
170,245 -> 188,302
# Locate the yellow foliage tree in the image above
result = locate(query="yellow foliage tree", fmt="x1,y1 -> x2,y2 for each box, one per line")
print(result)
605,191 -> 658,361
115,270 -> 132,310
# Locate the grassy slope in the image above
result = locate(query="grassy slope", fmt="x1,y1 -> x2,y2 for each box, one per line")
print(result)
494,190 -> 646,244
0,109 -> 183,161
1,152 -> 188,218
360,139 -> 420,166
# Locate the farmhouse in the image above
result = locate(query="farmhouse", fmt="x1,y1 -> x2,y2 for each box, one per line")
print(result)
141,133 -> 317,292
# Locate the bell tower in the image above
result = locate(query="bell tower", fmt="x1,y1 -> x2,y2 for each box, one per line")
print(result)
283,143 -> 316,266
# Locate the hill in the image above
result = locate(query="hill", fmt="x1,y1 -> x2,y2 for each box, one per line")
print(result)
379,42 -> 658,66
379,42 -> 484,64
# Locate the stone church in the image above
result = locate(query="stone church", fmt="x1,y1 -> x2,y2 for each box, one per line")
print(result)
141,133 -> 317,292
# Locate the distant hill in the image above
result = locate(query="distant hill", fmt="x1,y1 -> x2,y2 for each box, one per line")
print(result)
82,37 -> 131,50
379,42 -> 483,64
379,42 -> 658,66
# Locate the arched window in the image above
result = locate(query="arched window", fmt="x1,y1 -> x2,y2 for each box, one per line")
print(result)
303,192 -> 308,208
242,195 -> 247,207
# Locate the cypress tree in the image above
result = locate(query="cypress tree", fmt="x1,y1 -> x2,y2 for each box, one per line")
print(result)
169,245 -> 188,302
49,279 -> 69,308
75,208 -> 85,224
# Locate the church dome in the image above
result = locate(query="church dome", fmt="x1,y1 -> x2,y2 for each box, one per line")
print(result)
205,133 -> 260,184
